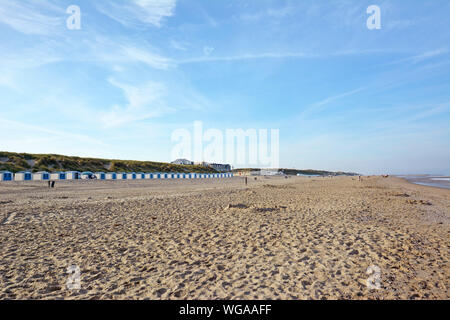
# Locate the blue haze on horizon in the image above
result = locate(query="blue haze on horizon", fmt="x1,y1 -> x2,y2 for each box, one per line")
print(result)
0,0 -> 449,175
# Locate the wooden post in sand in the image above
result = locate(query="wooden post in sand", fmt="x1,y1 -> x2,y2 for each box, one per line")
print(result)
245,177 -> 247,186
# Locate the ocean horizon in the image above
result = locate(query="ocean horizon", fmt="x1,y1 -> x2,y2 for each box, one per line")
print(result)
395,175 -> 450,189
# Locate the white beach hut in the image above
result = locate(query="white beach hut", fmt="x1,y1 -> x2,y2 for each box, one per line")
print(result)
0,171 -> 13,181
33,171 -> 50,181
66,171 -> 80,180
106,172 -> 117,180
14,171 -> 32,181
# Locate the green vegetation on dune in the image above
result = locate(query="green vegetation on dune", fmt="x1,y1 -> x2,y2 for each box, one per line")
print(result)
0,151 -> 218,174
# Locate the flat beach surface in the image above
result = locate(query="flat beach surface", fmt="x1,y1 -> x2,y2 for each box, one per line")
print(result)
0,176 -> 448,300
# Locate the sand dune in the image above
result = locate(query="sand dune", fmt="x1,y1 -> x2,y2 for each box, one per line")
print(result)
0,176 -> 448,299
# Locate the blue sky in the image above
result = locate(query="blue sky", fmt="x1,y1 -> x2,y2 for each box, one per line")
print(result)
0,0 -> 449,174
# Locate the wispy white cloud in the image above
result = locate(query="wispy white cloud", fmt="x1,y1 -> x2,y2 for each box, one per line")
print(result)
101,78 -> 172,127
177,49 -> 392,64
237,5 -> 295,22
0,117 -> 105,146
117,46 -> 174,70
299,87 -> 366,119
97,0 -> 176,28
382,49 -> 449,67
170,39 -> 188,51
0,0 -> 63,35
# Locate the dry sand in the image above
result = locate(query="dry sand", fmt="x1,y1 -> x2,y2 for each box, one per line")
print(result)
0,176 -> 448,300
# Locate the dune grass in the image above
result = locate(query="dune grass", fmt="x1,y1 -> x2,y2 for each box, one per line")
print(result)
0,151 -> 219,174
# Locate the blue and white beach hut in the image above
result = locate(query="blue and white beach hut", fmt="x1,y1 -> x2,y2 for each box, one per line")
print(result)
0,171 -> 13,181
136,172 -> 145,180
14,171 -> 32,181
81,172 -> 94,180
116,172 -> 127,180
95,172 -> 106,180
127,172 -> 136,180
33,171 -> 50,181
66,171 -> 80,180
106,172 -> 117,180
50,172 -> 66,180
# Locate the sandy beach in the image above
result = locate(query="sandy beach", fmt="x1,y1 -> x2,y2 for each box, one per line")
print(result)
0,176 -> 448,300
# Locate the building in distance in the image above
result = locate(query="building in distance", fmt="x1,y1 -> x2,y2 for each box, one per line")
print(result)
171,159 -> 194,165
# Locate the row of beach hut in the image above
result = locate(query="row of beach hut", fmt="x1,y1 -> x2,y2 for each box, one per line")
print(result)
0,170 -> 233,182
